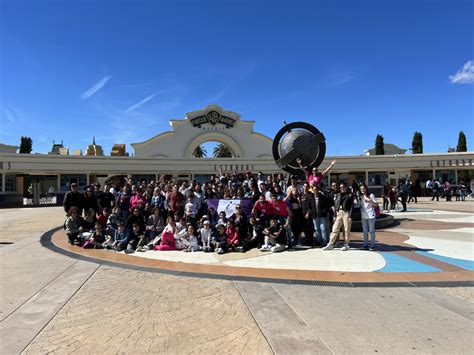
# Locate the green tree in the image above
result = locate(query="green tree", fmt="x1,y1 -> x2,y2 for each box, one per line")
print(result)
456,131 -> 467,152
19,136 -> 33,153
213,143 -> 233,158
411,131 -> 423,154
375,134 -> 385,155
192,144 -> 207,158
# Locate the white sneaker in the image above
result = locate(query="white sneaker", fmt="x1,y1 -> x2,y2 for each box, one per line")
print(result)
322,243 -> 334,251
340,245 -> 349,251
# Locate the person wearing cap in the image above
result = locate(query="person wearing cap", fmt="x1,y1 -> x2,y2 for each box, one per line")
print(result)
63,183 -> 84,216
199,220 -> 213,252
297,158 -> 336,187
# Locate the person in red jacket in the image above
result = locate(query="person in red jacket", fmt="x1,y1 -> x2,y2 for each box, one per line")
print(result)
251,194 -> 275,227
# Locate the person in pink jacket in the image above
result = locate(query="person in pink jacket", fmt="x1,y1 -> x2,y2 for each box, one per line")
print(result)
154,217 -> 177,251
129,189 -> 147,213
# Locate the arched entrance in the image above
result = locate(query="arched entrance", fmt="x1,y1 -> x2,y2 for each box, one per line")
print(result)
184,132 -> 244,158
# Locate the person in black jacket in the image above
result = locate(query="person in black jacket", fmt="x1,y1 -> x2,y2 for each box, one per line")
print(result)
322,182 -> 354,251
82,186 -> 97,214
63,183 -> 84,216
300,182 -> 316,246
308,184 -> 331,246
126,207 -> 146,234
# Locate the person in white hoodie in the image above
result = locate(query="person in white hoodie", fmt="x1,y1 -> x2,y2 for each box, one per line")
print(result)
359,184 -> 378,251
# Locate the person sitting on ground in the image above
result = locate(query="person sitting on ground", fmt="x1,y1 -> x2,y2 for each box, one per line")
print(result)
270,193 -> 293,245
138,207 -> 165,251
261,217 -> 287,253
83,221 -> 106,249
124,223 -> 141,254
112,222 -> 129,252
65,206 -> 83,246
97,207 -> 111,229
230,204 -> 248,243
126,208 -> 146,235
107,206 -> 123,235
81,208 -> 97,233
226,219 -> 240,251
211,224 -> 228,254
153,217 -> 177,251
199,220 -> 213,252
181,224 -> 199,252
241,216 -> 264,252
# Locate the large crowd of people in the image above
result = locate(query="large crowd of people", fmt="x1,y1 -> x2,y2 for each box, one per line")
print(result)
62,162 -> 471,256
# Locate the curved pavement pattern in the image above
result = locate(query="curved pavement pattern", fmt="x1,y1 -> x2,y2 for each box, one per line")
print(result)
1,203 -> 473,354
48,208 -> 474,284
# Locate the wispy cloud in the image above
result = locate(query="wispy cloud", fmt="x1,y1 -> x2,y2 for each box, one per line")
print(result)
125,92 -> 161,113
449,60 -> 474,84
326,71 -> 358,87
1,106 -> 17,123
80,75 -> 111,100
207,61 -> 258,103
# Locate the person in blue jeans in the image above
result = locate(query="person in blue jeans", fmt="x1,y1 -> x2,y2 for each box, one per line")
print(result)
359,184 -> 378,251
307,183 -> 331,246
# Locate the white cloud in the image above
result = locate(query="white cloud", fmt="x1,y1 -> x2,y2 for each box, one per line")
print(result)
449,60 -> 474,84
80,75 -> 111,100
124,92 -> 160,113
326,72 -> 358,87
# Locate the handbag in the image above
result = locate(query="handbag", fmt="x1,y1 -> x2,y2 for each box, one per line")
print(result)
374,204 -> 381,218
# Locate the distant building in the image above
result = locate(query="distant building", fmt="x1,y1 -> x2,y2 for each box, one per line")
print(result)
365,144 -> 407,156
85,137 -> 104,156
447,147 -> 456,153
48,141 -> 65,155
58,147 -> 69,155
111,144 -> 126,156
0,143 -> 19,154
72,150 -> 83,156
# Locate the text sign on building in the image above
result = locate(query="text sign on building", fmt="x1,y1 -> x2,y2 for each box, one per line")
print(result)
190,111 -> 236,129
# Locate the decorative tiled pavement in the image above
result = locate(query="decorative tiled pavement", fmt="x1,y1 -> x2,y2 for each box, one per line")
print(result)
46,209 -> 474,286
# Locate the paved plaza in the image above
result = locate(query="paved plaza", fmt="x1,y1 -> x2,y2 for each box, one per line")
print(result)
1,198 -> 473,354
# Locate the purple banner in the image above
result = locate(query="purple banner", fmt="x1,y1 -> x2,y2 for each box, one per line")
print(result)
207,198 -> 253,218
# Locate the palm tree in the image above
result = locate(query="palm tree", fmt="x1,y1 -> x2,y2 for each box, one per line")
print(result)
212,143 -> 233,158
192,145 -> 207,158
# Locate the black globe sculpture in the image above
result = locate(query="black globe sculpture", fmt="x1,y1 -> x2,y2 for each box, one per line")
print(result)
272,122 -> 326,175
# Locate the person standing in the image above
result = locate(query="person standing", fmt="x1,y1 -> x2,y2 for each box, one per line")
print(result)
308,184 -> 331,247
322,182 -> 353,251
359,184 -> 378,251
63,183 -> 84,216
296,158 -> 336,187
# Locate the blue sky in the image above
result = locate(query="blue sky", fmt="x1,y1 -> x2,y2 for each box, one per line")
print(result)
1,0 -> 473,156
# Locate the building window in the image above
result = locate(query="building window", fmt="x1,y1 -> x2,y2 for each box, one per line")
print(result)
60,174 -> 87,192
5,174 -> 17,192
368,172 -> 388,186
435,170 -> 456,184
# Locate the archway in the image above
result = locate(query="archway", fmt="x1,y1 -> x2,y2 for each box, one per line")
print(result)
184,132 -> 244,158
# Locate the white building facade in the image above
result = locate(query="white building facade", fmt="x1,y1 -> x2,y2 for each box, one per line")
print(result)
1,105 -> 473,206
